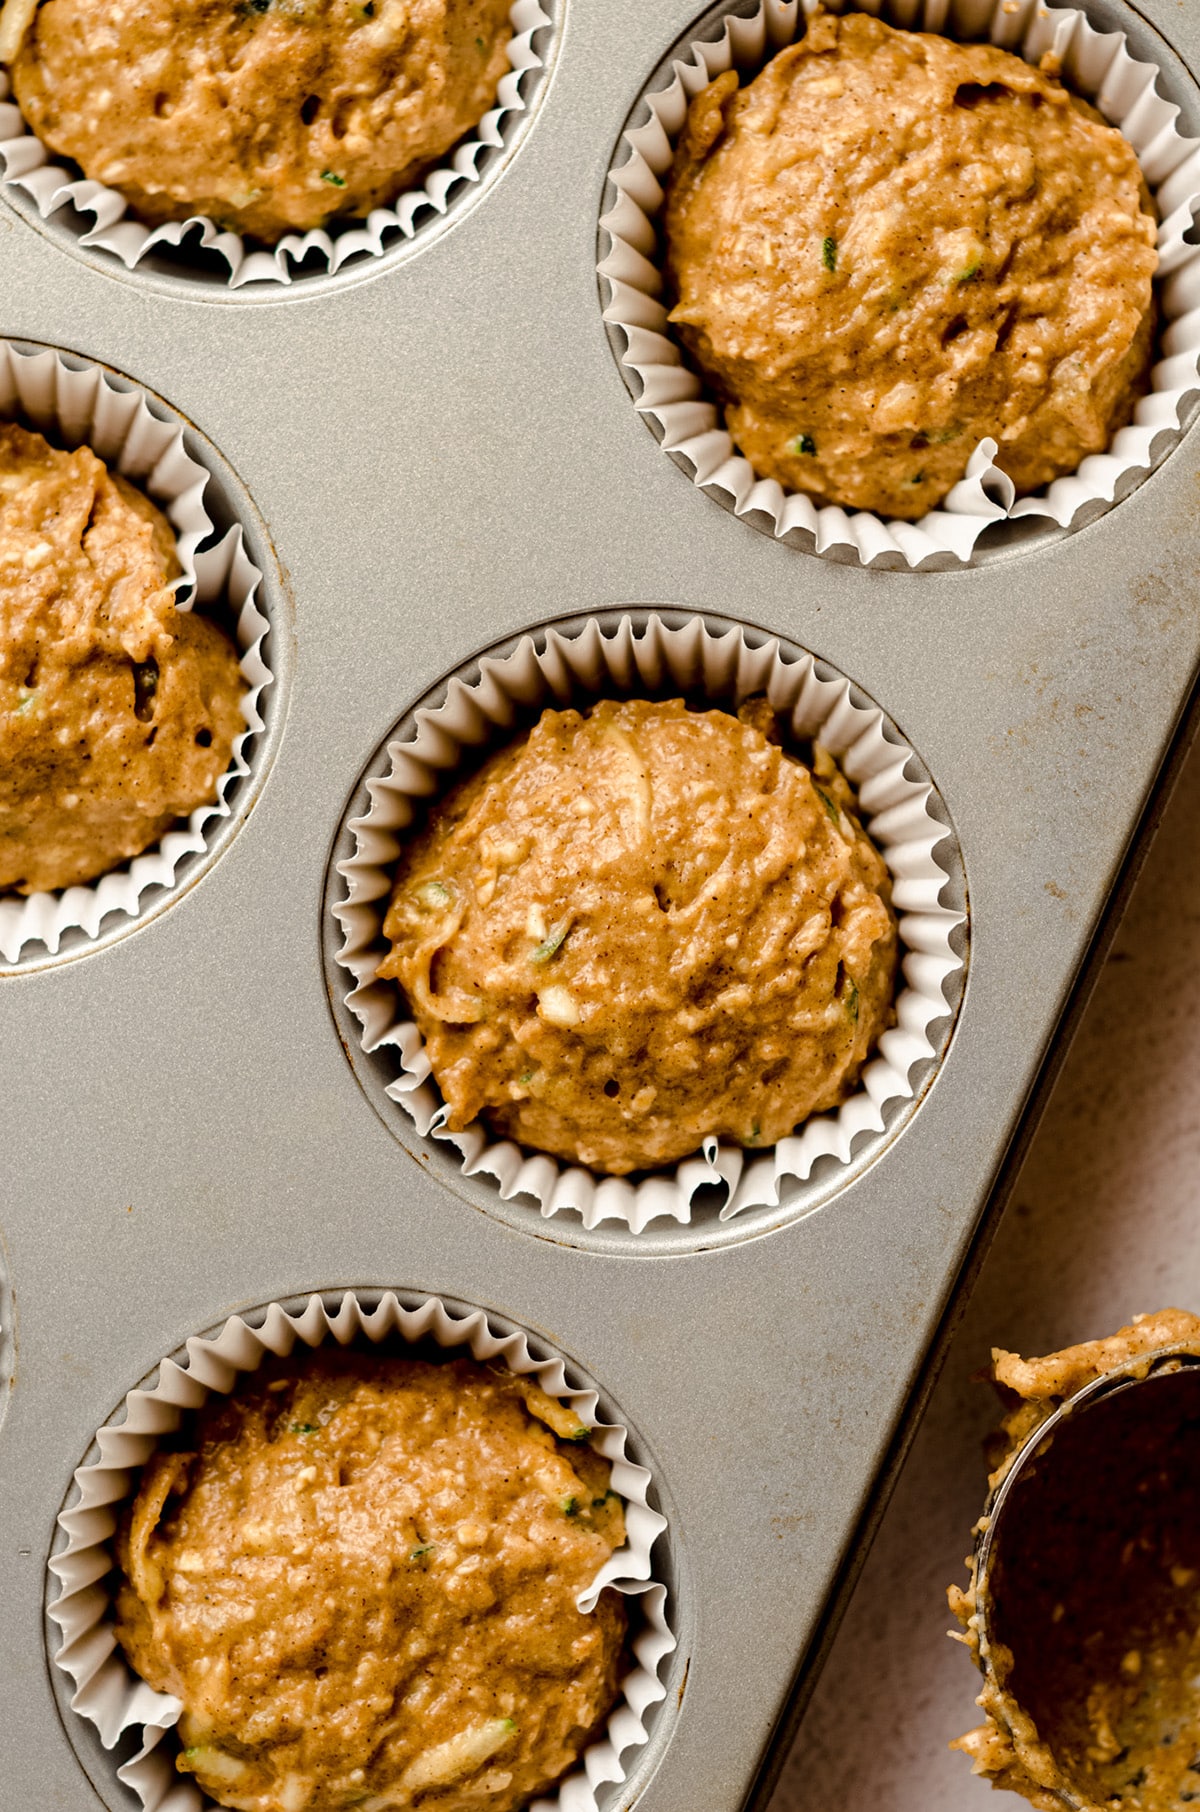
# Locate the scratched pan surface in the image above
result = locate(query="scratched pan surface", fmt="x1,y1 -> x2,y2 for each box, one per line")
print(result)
2,1 -> 1200,1808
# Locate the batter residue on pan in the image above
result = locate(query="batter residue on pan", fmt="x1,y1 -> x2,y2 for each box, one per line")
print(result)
378,695 -> 898,1176
949,1309 -> 1200,1811
664,8 -> 1158,520
115,1354 -> 628,1812
1,0 -> 513,241
0,424 -> 243,895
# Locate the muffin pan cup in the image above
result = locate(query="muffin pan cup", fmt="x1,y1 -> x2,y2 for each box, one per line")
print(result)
0,342 -> 277,967
598,0 -> 1200,569
5,0 -> 1200,1808
0,0 -> 556,292
47,1291 -> 674,1812
332,610 -> 966,1232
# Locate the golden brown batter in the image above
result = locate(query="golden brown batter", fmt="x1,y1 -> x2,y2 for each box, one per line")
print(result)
115,1355 -> 628,1812
4,0 -> 512,241
378,696 -> 898,1176
664,10 -> 1158,520
950,1311 -> 1200,1812
0,424 -> 243,894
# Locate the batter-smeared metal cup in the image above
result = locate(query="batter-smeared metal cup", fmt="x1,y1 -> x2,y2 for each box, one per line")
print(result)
951,1315 -> 1200,1810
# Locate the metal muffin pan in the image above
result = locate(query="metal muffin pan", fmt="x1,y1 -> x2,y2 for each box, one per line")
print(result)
2,0 -> 1200,1808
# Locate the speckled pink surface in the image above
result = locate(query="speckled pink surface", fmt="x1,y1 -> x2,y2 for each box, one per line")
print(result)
769,741 -> 1200,1812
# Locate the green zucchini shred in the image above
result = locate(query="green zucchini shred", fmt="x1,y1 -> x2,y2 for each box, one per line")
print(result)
814,785 -> 841,828
415,879 -> 452,909
530,920 -> 570,966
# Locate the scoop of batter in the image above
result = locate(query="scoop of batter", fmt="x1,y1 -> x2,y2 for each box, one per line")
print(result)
115,1355 -> 628,1812
378,696 -> 898,1176
0,424 -> 243,894
664,10 -> 1158,520
5,0 -> 512,241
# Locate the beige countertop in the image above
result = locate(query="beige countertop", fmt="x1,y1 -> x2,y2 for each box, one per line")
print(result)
770,733 -> 1200,1812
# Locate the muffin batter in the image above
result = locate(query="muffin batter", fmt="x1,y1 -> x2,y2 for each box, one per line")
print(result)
378,696 -> 898,1175
950,1310 -> 1200,1811
664,10 -> 1158,520
5,0 -> 513,241
0,424 -> 243,894
116,1355 -> 628,1812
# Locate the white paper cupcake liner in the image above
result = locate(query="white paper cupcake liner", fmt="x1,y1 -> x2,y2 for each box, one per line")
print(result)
0,343 -> 273,965
46,1290 -> 675,1812
598,0 -> 1200,570
0,0 -> 553,289
333,612 -> 966,1233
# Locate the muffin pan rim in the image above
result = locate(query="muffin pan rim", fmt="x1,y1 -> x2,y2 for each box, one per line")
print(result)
0,1231 -> 13,1451
322,603 -> 969,1252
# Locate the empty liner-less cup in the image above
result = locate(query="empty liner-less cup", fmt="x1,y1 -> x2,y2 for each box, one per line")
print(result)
949,1310 -> 1200,1811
